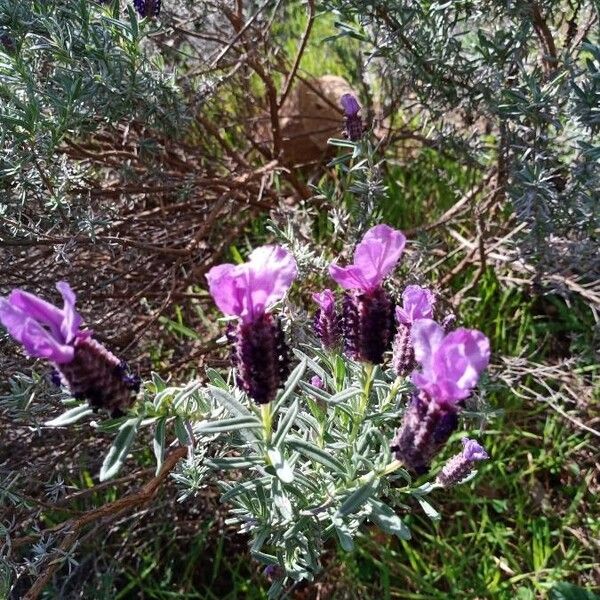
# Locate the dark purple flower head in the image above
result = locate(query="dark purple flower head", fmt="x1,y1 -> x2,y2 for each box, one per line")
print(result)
330,225 -> 404,363
312,289 -> 341,351
391,391 -> 458,473
207,246 -> 297,404
392,321 -> 490,472
329,225 -> 406,294
436,437 -> 489,487
0,282 -> 138,416
395,285 -> 435,325
411,319 -> 490,405
340,93 -> 364,141
0,281 -> 82,364
134,0 -> 161,18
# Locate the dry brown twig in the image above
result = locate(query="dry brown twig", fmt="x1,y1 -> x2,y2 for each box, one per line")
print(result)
13,447 -> 187,600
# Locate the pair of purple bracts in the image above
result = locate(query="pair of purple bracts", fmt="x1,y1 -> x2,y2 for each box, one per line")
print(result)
0,283 -> 139,417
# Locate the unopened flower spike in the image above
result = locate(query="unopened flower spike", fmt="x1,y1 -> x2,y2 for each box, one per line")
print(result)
392,285 -> 435,377
436,438 -> 489,488
329,224 -> 405,364
312,289 -> 341,351
134,0 -> 161,18
0,282 -> 139,416
391,319 -> 490,473
340,93 -> 364,142
206,245 -> 297,405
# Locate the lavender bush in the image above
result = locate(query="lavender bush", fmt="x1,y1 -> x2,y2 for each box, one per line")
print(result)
1,222 -> 493,598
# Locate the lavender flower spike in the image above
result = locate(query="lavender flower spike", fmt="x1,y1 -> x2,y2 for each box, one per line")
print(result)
0,282 -> 139,416
330,225 -> 405,364
206,246 -> 297,405
391,319 -> 490,473
392,285 -> 435,376
134,0 -> 161,18
312,289 -> 341,351
436,438 -> 489,487
340,93 -> 364,141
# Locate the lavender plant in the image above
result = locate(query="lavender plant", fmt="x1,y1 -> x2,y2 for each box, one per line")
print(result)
1,224 -> 493,597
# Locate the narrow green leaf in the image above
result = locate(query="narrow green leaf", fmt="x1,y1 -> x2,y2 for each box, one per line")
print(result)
99,417 -> 141,481
45,404 -> 93,426
288,437 -> 346,473
273,399 -> 299,447
267,447 -> 294,483
196,415 -> 261,434
272,359 -> 306,413
336,473 -> 378,517
152,418 -> 166,475
369,499 -> 411,540
174,416 -> 191,445
209,386 -> 252,417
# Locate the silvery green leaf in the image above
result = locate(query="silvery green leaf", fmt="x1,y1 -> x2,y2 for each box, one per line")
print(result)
267,447 -> 294,483
172,382 -> 203,410
287,437 -> 346,473
417,497 -> 441,521
45,404 -> 93,426
196,416 -> 261,434
267,581 -> 284,600
152,417 -> 166,474
292,349 -> 329,384
273,490 -> 294,521
205,368 -> 228,389
208,386 -> 253,417
368,499 -> 411,540
299,380 -> 331,402
273,399 -> 299,447
273,359 -> 306,413
326,387 -> 361,405
336,472 -> 378,517
208,456 -> 263,469
174,416 -> 191,445
334,523 -> 354,551
220,477 -> 270,502
99,417 -> 141,481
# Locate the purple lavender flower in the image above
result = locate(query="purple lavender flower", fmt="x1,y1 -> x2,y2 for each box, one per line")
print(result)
312,289 -> 341,351
340,93 -> 364,141
436,437 -> 489,487
329,225 -> 405,364
134,0 -> 161,18
392,286 -> 435,376
310,375 -> 324,389
0,282 -> 139,416
391,319 -> 490,473
206,245 -> 297,405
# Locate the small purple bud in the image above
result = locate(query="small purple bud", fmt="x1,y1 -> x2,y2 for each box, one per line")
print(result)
391,323 -> 413,377
391,392 -> 458,474
134,0 -> 161,18
340,93 -> 364,141
341,93 -> 360,117
312,289 -> 341,351
310,375 -> 324,389
230,313 -> 289,405
263,564 -> 284,581
436,438 -> 488,487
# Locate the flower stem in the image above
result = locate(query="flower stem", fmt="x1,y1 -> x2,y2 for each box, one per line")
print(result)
350,362 -> 374,440
261,402 -> 273,446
